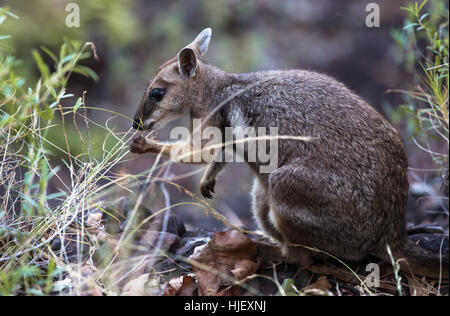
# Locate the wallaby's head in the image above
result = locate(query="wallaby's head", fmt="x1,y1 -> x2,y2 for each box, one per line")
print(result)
132,28 -> 212,130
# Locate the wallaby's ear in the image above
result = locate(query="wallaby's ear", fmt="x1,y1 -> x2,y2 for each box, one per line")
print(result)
178,28 -> 212,78
178,47 -> 197,78
191,28 -> 212,56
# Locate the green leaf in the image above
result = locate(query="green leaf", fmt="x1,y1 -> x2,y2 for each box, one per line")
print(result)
32,49 -> 50,80
403,23 -> 419,30
15,266 -> 41,279
74,97 -> 83,112
61,53 -> 77,65
276,278 -> 299,296
39,158 -> 49,194
46,191 -> 66,201
400,6 -> 416,15
26,288 -> 44,296
419,13 -> 430,21
5,11 -> 19,19
417,0 -> 429,13
0,113 -> 13,126
46,84 -> 58,100
59,93 -> 74,99
37,104 -> 54,121
72,65 -> 99,81
59,43 -> 67,61
41,46 -> 58,64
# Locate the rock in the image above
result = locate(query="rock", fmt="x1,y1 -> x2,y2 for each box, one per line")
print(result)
407,224 -> 445,235
101,196 -> 186,238
50,235 -> 90,263
152,228 -> 219,273
409,233 -> 449,255
139,230 -> 181,252
150,210 -> 186,237
176,236 -> 211,258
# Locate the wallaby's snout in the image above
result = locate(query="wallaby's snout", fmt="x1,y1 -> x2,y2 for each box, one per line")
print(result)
132,93 -> 158,131
132,120 -> 142,130
132,117 -> 154,130
132,28 -> 212,131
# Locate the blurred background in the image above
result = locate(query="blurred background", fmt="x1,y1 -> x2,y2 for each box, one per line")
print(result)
2,0 -> 448,231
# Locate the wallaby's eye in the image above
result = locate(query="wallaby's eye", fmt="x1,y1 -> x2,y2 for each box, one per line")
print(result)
150,88 -> 165,101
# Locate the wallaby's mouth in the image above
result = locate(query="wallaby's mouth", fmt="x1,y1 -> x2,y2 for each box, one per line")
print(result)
132,119 -> 155,131
132,120 -> 143,130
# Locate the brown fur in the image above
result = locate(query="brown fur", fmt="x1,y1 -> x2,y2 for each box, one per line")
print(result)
131,29 -> 448,279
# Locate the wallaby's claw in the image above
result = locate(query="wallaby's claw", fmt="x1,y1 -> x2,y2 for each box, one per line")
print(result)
130,136 -> 150,154
130,136 -> 162,154
200,178 -> 216,199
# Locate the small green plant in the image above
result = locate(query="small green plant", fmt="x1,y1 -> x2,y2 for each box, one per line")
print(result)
391,0 -> 449,172
0,8 -> 103,295
0,7 -> 189,296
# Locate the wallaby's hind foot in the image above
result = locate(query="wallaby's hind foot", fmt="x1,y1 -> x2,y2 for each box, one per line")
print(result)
253,239 -> 313,268
280,244 -> 314,266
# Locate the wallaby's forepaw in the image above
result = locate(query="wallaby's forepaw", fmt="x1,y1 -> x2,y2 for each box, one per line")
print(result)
130,136 -> 161,154
130,136 -> 150,154
200,177 -> 216,199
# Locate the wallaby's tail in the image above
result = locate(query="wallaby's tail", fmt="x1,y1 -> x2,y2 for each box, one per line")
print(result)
381,236 -> 449,280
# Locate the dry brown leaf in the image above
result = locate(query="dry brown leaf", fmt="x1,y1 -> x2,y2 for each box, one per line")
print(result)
307,263 -> 401,293
122,273 -> 163,296
123,273 -> 150,296
86,211 -> 104,231
164,275 -> 197,296
302,276 -> 333,296
407,276 -> 434,296
139,230 -> 179,251
189,230 -> 260,296
307,264 -> 362,283
73,265 -> 103,296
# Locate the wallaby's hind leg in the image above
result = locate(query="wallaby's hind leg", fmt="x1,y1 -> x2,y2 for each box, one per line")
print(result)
251,179 -> 284,242
267,163 -> 372,265
252,178 -> 313,266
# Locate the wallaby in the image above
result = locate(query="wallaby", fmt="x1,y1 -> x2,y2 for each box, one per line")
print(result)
130,28 -> 448,279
